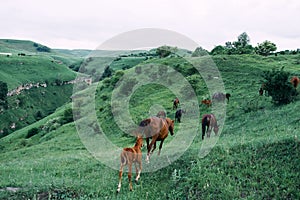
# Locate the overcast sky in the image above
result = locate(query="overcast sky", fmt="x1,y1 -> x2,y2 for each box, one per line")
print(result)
1,0 -> 299,51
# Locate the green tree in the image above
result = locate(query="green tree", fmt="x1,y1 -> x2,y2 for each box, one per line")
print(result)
233,32 -> 254,54
210,45 -> 226,55
262,67 -> 298,105
255,40 -> 277,56
156,46 -> 178,58
0,81 -> 8,108
191,47 -> 208,57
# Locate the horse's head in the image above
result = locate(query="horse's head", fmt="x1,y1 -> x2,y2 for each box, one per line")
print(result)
213,125 -> 219,135
166,118 -> 175,136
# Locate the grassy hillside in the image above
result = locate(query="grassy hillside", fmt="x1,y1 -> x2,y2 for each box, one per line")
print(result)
0,41 -> 78,136
0,54 -> 300,199
0,55 -> 76,90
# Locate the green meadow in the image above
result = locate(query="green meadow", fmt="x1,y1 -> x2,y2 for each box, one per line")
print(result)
0,40 -> 300,199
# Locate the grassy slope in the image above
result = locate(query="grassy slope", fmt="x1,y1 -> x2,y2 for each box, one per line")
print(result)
0,55 -> 76,90
0,41 -> 78,136
0,54 -> 300,199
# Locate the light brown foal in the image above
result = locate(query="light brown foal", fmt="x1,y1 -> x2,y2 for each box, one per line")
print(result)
117,136 -> 143,193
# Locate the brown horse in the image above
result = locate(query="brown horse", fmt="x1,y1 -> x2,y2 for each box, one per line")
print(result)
201,99 -> 212,107
290,76 -> 300,88
117,136 -> 143,193
202,114 -> 219,140
138,116 -> 174,163
173,97 -> 180,110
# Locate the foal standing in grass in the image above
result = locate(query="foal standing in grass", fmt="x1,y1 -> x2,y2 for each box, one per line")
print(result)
117,136 -> 143,193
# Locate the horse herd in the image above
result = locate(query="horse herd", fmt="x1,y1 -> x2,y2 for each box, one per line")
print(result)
117,76 -> 300,192
117,96 -> 219,193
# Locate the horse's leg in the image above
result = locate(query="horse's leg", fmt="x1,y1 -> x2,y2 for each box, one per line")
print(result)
202,124 -> 206,140
146,138 -> 150,163
128,163 -> 133,191
151,142 -> 156,153
146,137 -> 157,163
135,160 -> 142,182
158,139 -> 165,156
117,164 -> 124,193
207,126 -> 212,138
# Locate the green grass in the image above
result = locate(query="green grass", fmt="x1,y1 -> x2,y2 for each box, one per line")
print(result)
0,41 -> 78,136
0,55 -> 76,90
0,53 -> 300,199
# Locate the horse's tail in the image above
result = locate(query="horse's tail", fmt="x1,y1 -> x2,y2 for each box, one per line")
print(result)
120,150 -> 127,165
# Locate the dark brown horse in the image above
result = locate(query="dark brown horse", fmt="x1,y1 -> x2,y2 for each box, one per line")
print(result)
202,114 -> 219,140
175,109 -> 185,123
138,117 -> 174,163
117,136 -> 143,192
173,97 -> 180,110
212,92 -> 231,103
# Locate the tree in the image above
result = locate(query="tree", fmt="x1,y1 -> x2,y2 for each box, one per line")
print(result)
255,40 -> 277,56
100,66 -> 113,81
262,67 -> 298,105
210,45 -> 226,55
191,47 -> 209,57
0,81 -> 8,108
156,46 -> 178,58
236,32 -> 250,48
233,32 -> 254,54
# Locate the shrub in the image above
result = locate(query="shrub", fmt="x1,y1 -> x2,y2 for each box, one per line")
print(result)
26,127 -> 39,138
61,108 -> 74,124
262,68 -> 298,105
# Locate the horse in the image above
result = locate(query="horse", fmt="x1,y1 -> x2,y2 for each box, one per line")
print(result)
156,110 -> 166,118
290,76 -> 300,88
117,135 -> 143,193
201,114 -> 219,140
212,92 -> 231,103
173,97 -> 180,110
138,116 -> 174,163
175,109 -> 185,123
201,99 -> 212,107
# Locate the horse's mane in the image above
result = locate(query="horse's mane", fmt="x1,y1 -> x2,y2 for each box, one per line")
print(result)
139,118 -> 151,127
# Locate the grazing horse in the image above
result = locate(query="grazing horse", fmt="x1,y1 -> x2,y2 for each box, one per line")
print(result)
290,76 -> 300,88
201,99 -> 212,107
138,117 -> 174,163
156,110 -> 166,118
202,114 -> 219,140
173,97 -> 180,110
212,92 -> 231,103
175,109 -> 185,123
117,136 -> 143,193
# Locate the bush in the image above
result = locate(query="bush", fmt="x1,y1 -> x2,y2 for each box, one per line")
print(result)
26,127 -> 39,138
262,68 -> 298,105
61,108 -> 74,124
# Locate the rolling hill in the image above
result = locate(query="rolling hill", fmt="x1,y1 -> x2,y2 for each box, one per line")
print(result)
0,40 -> 78,137
0,44 -> 300,199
